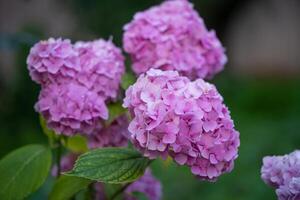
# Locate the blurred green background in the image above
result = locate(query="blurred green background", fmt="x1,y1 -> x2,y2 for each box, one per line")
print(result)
0,0 -> 300,199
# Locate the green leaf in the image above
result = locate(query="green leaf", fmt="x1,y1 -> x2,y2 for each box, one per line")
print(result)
121,72 -> 136,90
65,148 -> 150,184
49,176 -> 91,200
0,144 -> 52,200
106,102 -> 127,125
65,135 -> 88,153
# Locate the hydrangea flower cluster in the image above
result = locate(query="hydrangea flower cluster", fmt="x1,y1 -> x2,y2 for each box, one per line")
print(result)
27,38 -> 125,135
123,69 -> 240,180
94,169 -> 162,200
123,0 -> 227,80
261,150 -> 300,200
88,115 -> 129,149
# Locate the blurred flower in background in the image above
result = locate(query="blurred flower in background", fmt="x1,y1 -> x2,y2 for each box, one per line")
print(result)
261,150 -> 300,200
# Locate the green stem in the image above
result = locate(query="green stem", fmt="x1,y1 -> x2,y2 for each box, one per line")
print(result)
110,183 -> 131,200
56,137 -> 62,177
87,183 -> 95,200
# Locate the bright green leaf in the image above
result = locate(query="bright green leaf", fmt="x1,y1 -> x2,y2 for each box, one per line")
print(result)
49,175 -> 91,200
65,135 -> 88,153
121,72 -> 136,90
65,148 -> 150,184
106,102 -> 127,125
0,144 -> 52,200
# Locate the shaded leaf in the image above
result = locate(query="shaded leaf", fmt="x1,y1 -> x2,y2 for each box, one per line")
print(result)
49,175 -> 91,200
163,156 -> 173,168
106,102 -> 127,125
121,72 -> 136,90
0,144 -> 52,200
65,148 -> 150,184
65,135 -> 88,153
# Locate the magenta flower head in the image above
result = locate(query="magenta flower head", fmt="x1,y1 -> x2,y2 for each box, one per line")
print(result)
261,150 -> 300,200
35,82 -> 108,135
123,0 -> 227,80
27,38 -> 80,84
123,69 -> 240,181
88,115 -> 129,148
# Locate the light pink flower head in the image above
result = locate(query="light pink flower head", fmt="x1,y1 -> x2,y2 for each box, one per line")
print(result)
261,150 -> 300,200
123,0 -> 227,80
88,115 -> 129,148
123,69 -> 239,181
35,82 -> 108,136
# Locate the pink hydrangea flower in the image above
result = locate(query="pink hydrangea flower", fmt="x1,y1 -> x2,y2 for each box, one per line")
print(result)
35,82 -> 108,135
123,0 -> 227,80
261,150 -> 300,200
88,115 -> 129,148
123,69 -> 239,181
28,38 -> 125,135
